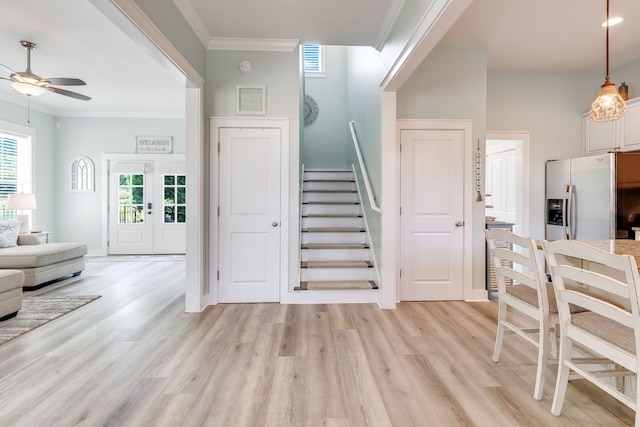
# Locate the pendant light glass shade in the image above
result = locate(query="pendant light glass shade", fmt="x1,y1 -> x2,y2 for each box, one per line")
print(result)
589,0 -> 626,122
589,79 -> 627,122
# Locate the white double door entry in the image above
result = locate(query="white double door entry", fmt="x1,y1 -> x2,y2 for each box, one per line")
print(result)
107,155 -> 186,255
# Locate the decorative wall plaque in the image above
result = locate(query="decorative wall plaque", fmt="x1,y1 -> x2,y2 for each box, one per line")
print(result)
304,94 -> 319,127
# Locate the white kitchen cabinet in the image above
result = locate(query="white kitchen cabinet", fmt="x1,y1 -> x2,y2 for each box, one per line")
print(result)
619,98 -> 640,151
584,97 -> 640,155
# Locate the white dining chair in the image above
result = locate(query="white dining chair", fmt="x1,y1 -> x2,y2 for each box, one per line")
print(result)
485,228 -> 558,400
543,239 -> 640,426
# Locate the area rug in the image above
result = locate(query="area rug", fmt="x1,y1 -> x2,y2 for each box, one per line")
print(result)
0,295 -> 101,345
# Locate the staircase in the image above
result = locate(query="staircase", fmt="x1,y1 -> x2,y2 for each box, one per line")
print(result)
298,169 -> 378,291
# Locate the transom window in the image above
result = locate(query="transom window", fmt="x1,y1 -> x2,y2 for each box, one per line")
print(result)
303,44 -> 325,75
163,174 -> 186,223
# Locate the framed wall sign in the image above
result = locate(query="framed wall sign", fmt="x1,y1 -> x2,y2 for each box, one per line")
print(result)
236,85 -> 266,115
136,136 -> 173,154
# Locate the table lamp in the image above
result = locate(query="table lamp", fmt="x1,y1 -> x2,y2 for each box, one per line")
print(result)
7,193 -> 37,233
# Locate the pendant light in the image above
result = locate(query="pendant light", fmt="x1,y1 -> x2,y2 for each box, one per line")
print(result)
589,0 -> 626,122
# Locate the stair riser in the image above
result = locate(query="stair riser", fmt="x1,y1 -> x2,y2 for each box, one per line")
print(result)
304,182 -> 357,191
301,268 -> 375,281
302,193 -> 359,203
302,217 -> 363,229
304,171 -> 354,181
301,248 -> 370,262
301,232 -> 367,244
302,204 -> 361,216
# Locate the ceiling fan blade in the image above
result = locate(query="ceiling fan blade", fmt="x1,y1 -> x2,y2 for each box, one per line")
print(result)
0,62 -> 18,76
45,78 -> 86,86
45,86 -> 91,101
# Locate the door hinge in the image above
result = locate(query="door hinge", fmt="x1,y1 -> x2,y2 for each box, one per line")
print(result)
218,142 -> 220,153
399,269 -> 402,278
400,206 -> 402,215
217,270 -> 220,281
217,206 -> 220,217
107,241 -> 110,247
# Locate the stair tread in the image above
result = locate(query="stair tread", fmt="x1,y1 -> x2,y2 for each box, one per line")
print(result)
303,190 -> 357,193
304,179 -> 355,183
303,214 -> 362,218
296,281 -> 378,290
301,243 -> 369,249
302,261 -> 372,268
303,202 -> 360,205
302,228 -> 364,233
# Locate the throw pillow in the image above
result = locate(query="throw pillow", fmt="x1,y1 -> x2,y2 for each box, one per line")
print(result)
0,220 -> 21,248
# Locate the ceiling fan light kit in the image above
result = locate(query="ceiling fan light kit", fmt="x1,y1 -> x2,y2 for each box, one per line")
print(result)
1,40 -> 91,101
590,0 -> 627,122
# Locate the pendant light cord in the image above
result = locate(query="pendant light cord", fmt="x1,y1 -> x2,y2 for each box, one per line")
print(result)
605,0 -> 610,82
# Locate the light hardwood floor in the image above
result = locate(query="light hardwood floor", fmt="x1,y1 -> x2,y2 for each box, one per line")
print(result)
0,258 -> 634,426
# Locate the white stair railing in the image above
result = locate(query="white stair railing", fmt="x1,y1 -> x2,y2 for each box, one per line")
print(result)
348,121 -> 381,213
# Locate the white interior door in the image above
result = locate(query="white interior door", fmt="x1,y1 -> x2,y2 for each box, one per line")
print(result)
400,129 -> 465,301
108,157 -> 186,255
109,162 -> 153,254
218,127 -> 281,303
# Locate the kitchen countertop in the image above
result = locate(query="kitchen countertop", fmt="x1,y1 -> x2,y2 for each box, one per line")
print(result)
567,239 -> 640,266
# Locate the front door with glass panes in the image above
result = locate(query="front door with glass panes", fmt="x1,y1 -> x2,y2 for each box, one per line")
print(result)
108,159 -> 186,255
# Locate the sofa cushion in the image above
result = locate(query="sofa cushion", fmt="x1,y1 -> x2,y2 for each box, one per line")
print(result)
0,270 -> 24,293
0,243 -> 87,269
0,221 -> 21,248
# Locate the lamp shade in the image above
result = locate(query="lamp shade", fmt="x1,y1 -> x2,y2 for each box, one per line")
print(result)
7,193 -> 37,210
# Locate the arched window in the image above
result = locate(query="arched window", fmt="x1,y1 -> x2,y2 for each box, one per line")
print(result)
71,156 -> 94,192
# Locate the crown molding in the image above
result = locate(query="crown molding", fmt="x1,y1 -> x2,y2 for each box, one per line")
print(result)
172,0 -> 211,48
208,37 -> 299,52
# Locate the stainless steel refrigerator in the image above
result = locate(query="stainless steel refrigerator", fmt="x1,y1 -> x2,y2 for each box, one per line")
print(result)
545,152 -> 640,240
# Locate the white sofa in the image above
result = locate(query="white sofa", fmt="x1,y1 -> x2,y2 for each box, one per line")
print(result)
0,270 -> 24,320
0,234 -> 87,290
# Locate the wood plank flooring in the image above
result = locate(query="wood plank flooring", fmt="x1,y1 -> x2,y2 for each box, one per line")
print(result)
0,258 -> 634,426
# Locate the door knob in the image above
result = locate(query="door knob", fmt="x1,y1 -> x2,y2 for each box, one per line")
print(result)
272,221 -> 279,227
455,221 -> 464,227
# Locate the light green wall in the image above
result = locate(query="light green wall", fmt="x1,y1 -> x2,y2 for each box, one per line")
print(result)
397,45 -> 487,293
346,46 -> 384,273
0,100 -> 57,235
54,117 -> 185,250
132,0 -> 207,78
303,46 -> 349,169
207,48 -> 301,290
380,0 -> 435,74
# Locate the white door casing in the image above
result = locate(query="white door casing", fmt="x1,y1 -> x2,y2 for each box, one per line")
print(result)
218,127 -> 281,303
400,128 -> 465,301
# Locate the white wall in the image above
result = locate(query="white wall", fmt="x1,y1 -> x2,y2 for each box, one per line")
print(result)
397,45 -> 487,294
487,72 -> 589,239
55,116 -> 185,249
303,46 -> 349,169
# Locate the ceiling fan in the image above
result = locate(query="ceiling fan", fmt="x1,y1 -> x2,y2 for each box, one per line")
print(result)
0,40 -> 91,101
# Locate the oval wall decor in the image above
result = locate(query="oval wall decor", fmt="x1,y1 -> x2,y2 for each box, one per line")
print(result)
304,94 -> 319,127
